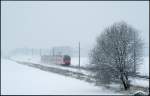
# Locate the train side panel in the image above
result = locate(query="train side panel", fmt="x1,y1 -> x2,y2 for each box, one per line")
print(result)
41,55 -> 71,66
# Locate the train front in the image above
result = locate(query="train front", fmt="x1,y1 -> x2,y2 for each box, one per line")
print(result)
63,55 -> 71,66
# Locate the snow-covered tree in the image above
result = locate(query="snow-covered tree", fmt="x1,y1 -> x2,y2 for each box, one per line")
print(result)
89,21 -> 143,90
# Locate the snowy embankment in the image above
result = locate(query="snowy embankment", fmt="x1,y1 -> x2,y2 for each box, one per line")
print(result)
10,55 -> 91,76
1,58 -> 123,95
129,78 -> 149,88
10,55 -> 149,88
11,55 -> 149,77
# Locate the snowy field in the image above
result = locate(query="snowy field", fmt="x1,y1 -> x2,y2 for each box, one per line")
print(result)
1,58 -> 123,95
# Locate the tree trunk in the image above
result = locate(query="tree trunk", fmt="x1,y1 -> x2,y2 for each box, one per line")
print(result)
121,78 -> 128,90
121,73 -> 130,90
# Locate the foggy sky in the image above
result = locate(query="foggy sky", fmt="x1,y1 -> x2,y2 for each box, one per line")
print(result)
1,1 -> 149,53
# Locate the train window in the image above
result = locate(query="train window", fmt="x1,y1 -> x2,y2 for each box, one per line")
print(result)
63,55 -> 71,60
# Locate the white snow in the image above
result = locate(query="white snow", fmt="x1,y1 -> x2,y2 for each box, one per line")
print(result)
71,56 -> 89,66
11,55 -> 41,64
130,78 -> 149,88
138,56 -> 149,76
1,58 -> 123,95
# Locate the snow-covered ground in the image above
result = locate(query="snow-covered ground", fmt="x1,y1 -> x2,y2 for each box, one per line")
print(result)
137,57 -> 149,76
1,58 -> 123,95
129,78 -> 149,88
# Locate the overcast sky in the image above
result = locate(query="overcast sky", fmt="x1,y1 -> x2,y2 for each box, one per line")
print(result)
1,1 -> 149,53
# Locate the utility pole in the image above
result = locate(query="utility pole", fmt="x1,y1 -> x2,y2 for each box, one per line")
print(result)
134,31 -> 136,73
52,48 -> 55,56
79,42 -> 80,70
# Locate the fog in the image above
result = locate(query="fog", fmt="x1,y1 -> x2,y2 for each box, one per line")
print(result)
1,1 -> 149,55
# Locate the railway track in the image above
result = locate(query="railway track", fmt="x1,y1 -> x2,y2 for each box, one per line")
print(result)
10,59 -> 149,94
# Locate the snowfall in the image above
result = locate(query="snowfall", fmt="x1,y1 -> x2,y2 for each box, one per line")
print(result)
1,55 -> 149,95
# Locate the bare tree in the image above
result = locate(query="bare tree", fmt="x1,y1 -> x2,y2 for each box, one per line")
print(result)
89,21 -> 143,90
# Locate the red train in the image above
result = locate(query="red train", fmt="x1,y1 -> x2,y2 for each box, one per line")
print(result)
41,55 -> 71,66
62,55 -> 71,65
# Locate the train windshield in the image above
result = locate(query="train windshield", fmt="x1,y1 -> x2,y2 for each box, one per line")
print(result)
63,55 -> 71,60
